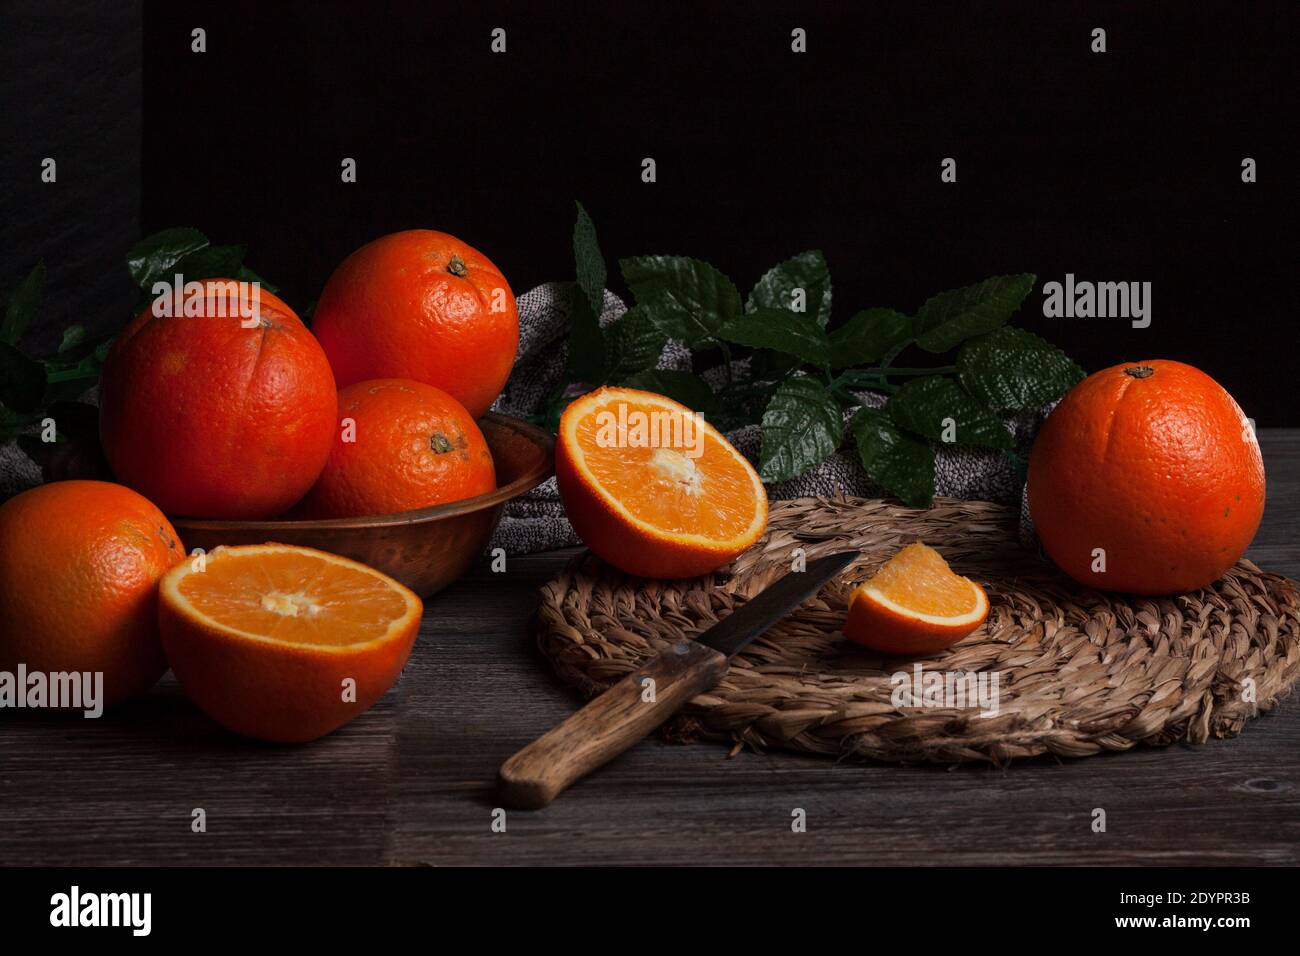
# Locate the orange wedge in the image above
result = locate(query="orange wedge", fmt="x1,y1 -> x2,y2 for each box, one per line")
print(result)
158,543 -> 422,742
556,386 -> 768,578
843,542 -> 988,654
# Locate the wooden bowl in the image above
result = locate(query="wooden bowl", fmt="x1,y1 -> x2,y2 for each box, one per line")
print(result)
172,413 -> 554,598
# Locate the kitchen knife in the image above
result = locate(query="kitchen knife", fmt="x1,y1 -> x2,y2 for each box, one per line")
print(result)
497,550 -> 859,808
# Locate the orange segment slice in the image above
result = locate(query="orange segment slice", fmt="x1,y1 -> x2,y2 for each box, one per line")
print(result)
843,542 -> 988,654
556,387 -> 768,578
159,544 -> 422,742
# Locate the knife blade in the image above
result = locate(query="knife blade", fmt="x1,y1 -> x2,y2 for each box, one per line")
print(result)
497,550 -> 859,808
693,550 -> 858,657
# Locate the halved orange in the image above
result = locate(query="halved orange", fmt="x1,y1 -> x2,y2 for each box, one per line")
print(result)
158,543 -> 422,742
843,542 -> 988,654
556,386 -> 768,578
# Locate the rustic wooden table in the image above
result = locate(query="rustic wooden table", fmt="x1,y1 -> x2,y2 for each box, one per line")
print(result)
2,431 -> 1297,867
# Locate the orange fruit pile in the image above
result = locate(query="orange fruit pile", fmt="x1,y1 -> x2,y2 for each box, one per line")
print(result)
842,542 -> 989,655
0,481 -> 186,705
1028,360 -> 1265,594
159,544 -> 422,742
555,387 -> 768,578
100,229 -> 518,524
10,227 -> 519,732
294,379 -> 496,519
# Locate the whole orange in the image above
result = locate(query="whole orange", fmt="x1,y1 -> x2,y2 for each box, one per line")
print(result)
0,481 -> 186,706
312,230 -> 519,418
1027,360 -> 1265,595
293,378 -> 496,519
99,278 -> 337,519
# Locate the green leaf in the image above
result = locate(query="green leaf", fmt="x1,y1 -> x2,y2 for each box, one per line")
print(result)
619,256 -> 741,346
747,250 -> 832,328
42,370 -> 102,404
565,203 -> 614,384
2,262 -> 46,346
851,406 -> 936,507
622,370 -> 745,433
758,377 -> 843,482
748,347 -> 801,383
624,369 -> 719,414
887,375 -> 1012,449
43,338 -> 112,388
57,325 -> 87,353
829,308 -> 911,368
565,285 -> 606,384
717,308 -> 831,366
35,340 -> 111,402
127,227 -> 210,290
573,201 -> 606,317
957,326 -> 1085,410
713,377 -> 776,424
0,342 -> 47,412
173,243 -> 247,281
605,305 -> 667,380
913,273 -> 1036,353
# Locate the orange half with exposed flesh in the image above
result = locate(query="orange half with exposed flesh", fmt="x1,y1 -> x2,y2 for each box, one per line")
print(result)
843,542 -> 988,654
159,543 -> 422,742
556,387 -> 768,578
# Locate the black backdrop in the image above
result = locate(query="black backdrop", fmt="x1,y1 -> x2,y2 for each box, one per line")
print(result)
8,3 -> 1299,423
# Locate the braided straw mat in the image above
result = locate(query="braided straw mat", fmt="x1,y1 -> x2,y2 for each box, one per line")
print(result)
537,497 -> 1300,763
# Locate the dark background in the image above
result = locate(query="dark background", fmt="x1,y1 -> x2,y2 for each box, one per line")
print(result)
4,1 -> 1298,422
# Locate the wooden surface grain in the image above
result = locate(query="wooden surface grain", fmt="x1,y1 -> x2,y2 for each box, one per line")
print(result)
497,639 -> 729,809
2,430 -> 1297,866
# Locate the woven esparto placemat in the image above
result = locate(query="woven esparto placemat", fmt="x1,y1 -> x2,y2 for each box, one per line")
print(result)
536,497 -> 1300,763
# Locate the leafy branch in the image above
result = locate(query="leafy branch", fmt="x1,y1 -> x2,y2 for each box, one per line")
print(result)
540,203 -> 1085,507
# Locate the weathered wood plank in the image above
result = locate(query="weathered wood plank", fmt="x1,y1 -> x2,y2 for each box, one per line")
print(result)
1,431 -> 1296,865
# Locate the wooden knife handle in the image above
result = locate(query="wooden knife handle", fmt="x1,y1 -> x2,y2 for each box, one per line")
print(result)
498,640 -> 729,809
